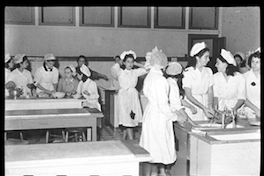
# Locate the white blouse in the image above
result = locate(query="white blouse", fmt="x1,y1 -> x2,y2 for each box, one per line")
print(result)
182,67 -> 213,95
243,69 -> 260,109
213,72 -> 246,110
7,68 -> 33,96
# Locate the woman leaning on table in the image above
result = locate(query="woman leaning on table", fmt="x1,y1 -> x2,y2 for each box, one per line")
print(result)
34,54 -> 59,97
182,42 -> 215,121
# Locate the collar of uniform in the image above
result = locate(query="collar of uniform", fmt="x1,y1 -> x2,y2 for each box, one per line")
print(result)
43,64 -> 53,72
124,69 -> 132,73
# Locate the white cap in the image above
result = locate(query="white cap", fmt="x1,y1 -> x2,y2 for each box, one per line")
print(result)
80,64 -> 91,77
44,53 -> 56,60
166,62 -> 182,75
67,65 -> 76,76
5,53 -> 11,63
255,47 -> 260,53
190,42 -> 206,57
14,54 -> 26,64
234,52 -> 245,60
144,46 -> 167,69
220,49 -> 236,66
120,50 -> 137,60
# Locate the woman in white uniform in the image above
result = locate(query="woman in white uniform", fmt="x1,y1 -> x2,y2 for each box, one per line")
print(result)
111,50 -> 147,140
34,54 -> 59,97
6,54 -> 34,97
213,49 -> 245,115
75,64 -> 101,111
5,53 -> 15,96
182,42 -> 214,121
140,47 -> 187,176
243,48 -> 260,118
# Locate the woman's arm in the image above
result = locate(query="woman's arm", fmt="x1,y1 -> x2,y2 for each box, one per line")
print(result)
184,87 -> 214,118
232,99 -> 245,116
36,83 -> 54,94
181,99 -> 197,114
244,99 -> 260,118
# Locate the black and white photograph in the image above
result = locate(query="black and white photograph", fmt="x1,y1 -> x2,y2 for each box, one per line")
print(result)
4,6 -> 260,176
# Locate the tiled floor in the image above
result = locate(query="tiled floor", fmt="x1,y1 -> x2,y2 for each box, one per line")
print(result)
6,125 -> 142,144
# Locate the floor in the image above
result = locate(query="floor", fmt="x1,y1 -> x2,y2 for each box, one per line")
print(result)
6,125 -> 142,144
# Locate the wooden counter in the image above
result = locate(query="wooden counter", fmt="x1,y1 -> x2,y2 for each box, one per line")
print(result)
171,120 -> 260,176
5,98 -> 86,110
5,108 -> 103,141
5,140 -> 151,176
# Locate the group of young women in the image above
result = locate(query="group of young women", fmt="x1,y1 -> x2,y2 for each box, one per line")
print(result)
5,54 -> 104,111
111,43 -> 260,176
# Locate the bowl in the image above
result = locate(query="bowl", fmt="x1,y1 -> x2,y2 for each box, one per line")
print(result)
72,93 -> 81,99
52,92 -> 65,99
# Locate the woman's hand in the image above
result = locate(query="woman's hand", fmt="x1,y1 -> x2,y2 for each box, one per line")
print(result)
190,106 -> 197,114
203,107 -> 214,119
83,90 -> 90,96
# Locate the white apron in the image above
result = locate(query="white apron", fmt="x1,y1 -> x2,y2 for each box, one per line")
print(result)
36,70 -> 56,94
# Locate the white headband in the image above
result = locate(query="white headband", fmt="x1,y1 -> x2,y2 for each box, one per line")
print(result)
190,42 -> 206,57
14,54 -> 26,64
5,53 -> 11,63
120,50 -> 137,60
80,64 -> 91,77
220,49 -> 236,66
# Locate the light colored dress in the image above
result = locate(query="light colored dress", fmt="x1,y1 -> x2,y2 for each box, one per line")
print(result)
57,77 -> 79,94
243,69 -> 260,118
76,78 -> 101,111
34,65 -> 59,95
182,67 -> 214,120
5,68 -> 11,96
167,77 -> 184,112
7,68 -> 33,96
213,72 -> 246,111
111,63 -> 146,127
139,67 -> 177,164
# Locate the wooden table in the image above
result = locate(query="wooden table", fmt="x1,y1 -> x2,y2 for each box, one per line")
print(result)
5,140 -> 151,176
5,108 -> 103,141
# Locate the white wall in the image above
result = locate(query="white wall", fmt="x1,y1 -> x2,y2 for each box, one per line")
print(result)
221,7 -> 260,54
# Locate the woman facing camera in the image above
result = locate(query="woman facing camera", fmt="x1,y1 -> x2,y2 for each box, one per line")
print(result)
243,48 -> 261,119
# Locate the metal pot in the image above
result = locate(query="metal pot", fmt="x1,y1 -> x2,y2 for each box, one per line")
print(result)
9,88 -> 23,99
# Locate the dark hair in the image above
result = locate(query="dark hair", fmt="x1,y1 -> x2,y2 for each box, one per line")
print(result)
248,51 -> 260,68
5,57 -> 13,69
77,55 -> 87,63
114,55 -> 120,59
14,55 -> 28,69
123,54 -> 135,62
234,54 -> 246,67
76,66 -> 88,82
186,48 -> 210,68
218,55 -> 238,76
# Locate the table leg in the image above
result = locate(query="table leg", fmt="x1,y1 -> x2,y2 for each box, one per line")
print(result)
92,119 -> 97,141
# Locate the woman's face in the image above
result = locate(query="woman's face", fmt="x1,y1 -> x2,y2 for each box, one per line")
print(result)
65,68 -> 72,79
234,56 -> 242,66
21,60 -> 29,69
8,59 -> 14,69
196,51 -> 210,67
78,58 -> 86,67
251,57 -> 260,71
45,60 -> 55,69
215,58 -> 227,73
124,57 -> 134,70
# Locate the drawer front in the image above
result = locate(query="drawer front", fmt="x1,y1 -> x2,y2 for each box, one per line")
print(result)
5,120 -> 22,130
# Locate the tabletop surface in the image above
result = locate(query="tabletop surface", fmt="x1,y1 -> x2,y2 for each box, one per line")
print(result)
5,140 -> 148,163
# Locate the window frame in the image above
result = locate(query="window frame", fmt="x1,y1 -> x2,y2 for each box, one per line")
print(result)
154,7 -> 185,29
79,6 -> 114,27
118,6 -> 151,28
5,6 -> 35,25
39,7 -> 75,26
189,7 -> 219,30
